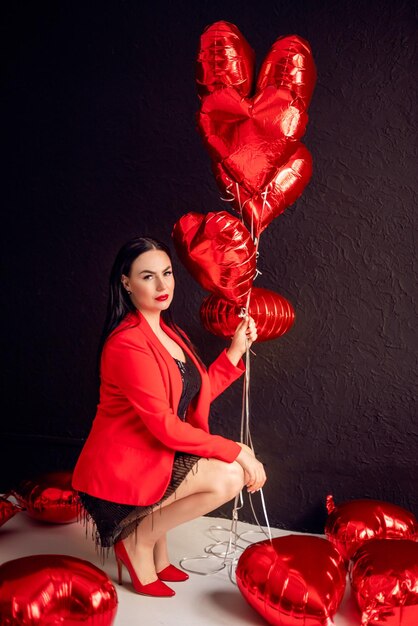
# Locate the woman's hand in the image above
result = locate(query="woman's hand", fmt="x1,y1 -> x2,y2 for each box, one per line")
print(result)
235,442 -> 266,494
226,316 -> 257,365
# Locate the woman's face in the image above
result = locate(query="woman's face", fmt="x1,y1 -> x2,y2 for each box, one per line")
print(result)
121,249 -> 175,314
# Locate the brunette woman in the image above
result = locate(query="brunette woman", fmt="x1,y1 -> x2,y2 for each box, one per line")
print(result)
72,236 -> 266,597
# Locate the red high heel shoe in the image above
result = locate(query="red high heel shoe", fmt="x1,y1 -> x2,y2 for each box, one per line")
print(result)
157,564 -> 189,582
114,541 -> 175,597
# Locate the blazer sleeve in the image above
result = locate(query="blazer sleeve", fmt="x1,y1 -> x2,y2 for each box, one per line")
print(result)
207,349 -> 245,402
103,335 -> 241,463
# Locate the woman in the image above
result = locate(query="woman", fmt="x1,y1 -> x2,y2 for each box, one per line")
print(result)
72,236 -> 266,598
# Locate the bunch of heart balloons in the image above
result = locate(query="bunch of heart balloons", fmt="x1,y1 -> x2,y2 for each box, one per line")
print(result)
235,496 -> 418,626
172,21 -> 317,341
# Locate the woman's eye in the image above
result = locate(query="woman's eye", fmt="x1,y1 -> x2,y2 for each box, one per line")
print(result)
143,275 -> 153,280
164,271 -> 172,276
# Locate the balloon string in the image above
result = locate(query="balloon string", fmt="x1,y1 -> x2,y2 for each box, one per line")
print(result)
180,306 -> 272,582
253,182 -> 271,248
247,186 -> 256,243
242,336 -> 272,543
233,180 -> 252,227
235,182 -> 244,224
260,183 -> 273,216
220,178 -> 236,203
219,176 -> 245,224
220,176 -> 272,248
180,180 -> 273,580
219,177 -> 253,230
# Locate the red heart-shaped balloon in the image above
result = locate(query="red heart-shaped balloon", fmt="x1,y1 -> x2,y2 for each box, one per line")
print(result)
349,539 -> 418,626
199,86 -> 308,194
200,287 -> 295,342
216,142 -> 312,235
196,21 -> 315,105
236,535 -> 346,626
325,495 -> 418,561
0,495 -> 22,528
172,211 -> 256,304
0,554 -> 118,625
196,21 -> 255,98
197,21 -> 316,235
12,471 -> 80,524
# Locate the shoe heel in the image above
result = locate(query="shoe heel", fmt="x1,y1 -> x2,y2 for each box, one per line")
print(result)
114,540 -> 175,597
116,558 -> 123,585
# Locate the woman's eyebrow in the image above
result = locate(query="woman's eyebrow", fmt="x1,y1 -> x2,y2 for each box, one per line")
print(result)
138,266 -> 172,275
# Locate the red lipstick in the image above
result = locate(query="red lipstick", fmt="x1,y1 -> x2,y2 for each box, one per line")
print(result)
155,295 -> 169,301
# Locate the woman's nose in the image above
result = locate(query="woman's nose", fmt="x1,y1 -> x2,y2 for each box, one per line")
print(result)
156,277 -> 167,291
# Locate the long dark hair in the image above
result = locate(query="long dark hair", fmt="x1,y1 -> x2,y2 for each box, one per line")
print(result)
97,236 -> 200,364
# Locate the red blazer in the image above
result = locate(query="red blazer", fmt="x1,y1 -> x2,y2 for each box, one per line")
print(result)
72,311 -> 244,505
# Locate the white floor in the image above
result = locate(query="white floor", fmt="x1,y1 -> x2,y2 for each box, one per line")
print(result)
0,511 -> 361,625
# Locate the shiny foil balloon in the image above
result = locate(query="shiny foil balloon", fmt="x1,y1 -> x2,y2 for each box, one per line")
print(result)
197,21 -> 316,235
172,210 -> 256,304
216,142 -> 313,235
236,535 -> 347,626
200,287 -> 295,342
196,20 -> 255,98
0,554 -> 118,626
0,495 -> 22,528
256,31 -> 317,107
325,495 -> 418,561
12,470 -> 80,524
349,539 -> 418,626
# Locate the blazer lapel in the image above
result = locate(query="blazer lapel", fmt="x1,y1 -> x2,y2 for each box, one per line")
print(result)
161,321 -> 205,374
133,311 -> 208,415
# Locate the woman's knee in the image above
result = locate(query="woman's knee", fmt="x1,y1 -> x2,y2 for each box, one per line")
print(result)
216,460 -> 245,500
172,458 -> 245,501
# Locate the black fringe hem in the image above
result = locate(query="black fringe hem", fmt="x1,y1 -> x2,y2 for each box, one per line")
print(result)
76,453 -> 202,562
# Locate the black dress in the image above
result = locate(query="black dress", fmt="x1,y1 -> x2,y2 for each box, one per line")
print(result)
78,354 -> 201,549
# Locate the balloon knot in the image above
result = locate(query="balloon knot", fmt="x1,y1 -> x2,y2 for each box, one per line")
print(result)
326,494 -> 336,513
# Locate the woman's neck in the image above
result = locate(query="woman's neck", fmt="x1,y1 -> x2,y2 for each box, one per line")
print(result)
139,309 -> 162,334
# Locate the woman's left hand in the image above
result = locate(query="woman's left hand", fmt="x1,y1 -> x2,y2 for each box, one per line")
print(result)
226,316 -> 257,365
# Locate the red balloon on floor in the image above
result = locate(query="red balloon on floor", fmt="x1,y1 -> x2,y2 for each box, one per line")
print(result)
200,287 -> 295,341
0,495 -> 22,528
12,471 -> 80,524
0,554 -> 118,625
236,534 -> 347,626
325,495 -> 418,561
350,539 -> 418,626
172,210 -> 256,304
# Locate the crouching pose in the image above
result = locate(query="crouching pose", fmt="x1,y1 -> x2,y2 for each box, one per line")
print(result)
72,236 -> 266,597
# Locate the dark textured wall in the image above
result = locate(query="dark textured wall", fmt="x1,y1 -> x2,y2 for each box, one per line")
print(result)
2,0 -> 417,533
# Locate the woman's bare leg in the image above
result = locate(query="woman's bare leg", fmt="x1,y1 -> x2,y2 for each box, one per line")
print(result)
120,459 -> 244,585
153,535 -> 170,573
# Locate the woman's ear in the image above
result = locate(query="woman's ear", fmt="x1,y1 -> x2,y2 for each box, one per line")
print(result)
121,274 -> 130,291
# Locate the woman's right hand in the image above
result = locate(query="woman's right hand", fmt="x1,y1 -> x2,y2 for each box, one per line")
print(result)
235,443 -> 267,494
